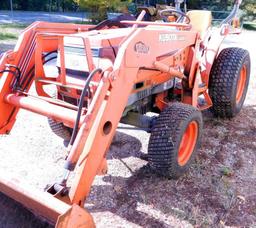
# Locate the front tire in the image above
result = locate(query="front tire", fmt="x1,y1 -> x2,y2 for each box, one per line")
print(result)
209,48 -> 251,118
148,103 -> 203,178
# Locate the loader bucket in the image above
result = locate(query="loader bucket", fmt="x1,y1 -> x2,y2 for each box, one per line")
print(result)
56,205 -> 95,228
0,171 -> 95,227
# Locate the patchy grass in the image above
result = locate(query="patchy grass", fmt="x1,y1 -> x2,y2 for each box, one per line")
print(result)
0,23 -> 26,39
0,32 -> 17,40
220,166 -> 234,177
243,22 -> 256,31
0,23 -> 28,30
0,23 -> 24,51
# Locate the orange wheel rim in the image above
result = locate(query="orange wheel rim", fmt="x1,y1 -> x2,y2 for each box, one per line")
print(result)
178,121 -> 198,166
236,65 -> 247,104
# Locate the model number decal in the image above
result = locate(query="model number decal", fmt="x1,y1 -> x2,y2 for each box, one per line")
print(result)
159,34 -> 185,42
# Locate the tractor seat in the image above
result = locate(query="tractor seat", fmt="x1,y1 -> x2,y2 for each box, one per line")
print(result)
186,10 -> 212,38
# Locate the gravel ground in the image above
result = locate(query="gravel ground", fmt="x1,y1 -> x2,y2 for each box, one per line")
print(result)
0,30 -> 255,227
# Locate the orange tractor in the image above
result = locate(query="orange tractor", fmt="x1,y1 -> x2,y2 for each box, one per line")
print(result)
0,0 -> 250,226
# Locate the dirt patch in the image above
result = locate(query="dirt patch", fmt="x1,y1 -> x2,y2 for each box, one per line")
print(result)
0,30 -> 255,227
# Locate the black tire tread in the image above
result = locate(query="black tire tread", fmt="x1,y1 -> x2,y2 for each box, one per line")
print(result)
148,103 -> 202,178
209,47 -> 251,118
48,118 -> 71,141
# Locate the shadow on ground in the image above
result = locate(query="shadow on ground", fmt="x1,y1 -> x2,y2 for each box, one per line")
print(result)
0,106 -> 255,227
0,192 -> 53,228
87,105 -> 256,227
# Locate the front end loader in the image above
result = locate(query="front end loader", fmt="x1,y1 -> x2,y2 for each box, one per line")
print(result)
0,0 -> 250,226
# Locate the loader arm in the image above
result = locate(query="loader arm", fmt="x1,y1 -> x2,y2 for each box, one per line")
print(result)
0,22 -> 93,134
0,20 -> 199,225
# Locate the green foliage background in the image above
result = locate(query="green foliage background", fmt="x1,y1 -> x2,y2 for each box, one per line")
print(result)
74,0 -> 132,22
1,0 -> 255,22
1,0 -> 79,11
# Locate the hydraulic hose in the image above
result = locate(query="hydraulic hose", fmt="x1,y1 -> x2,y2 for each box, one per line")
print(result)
69,68 -> 103,146
23,51 -> 58,91
0,65 -> 22,90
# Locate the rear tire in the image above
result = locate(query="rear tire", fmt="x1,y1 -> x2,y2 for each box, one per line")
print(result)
209,48 -> 251,118
48,118 -> 71,141
47,92 -> 71,141
148,103 -> 203,178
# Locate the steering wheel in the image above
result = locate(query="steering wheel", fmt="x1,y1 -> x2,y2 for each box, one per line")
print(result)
159,9 -> 190,24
